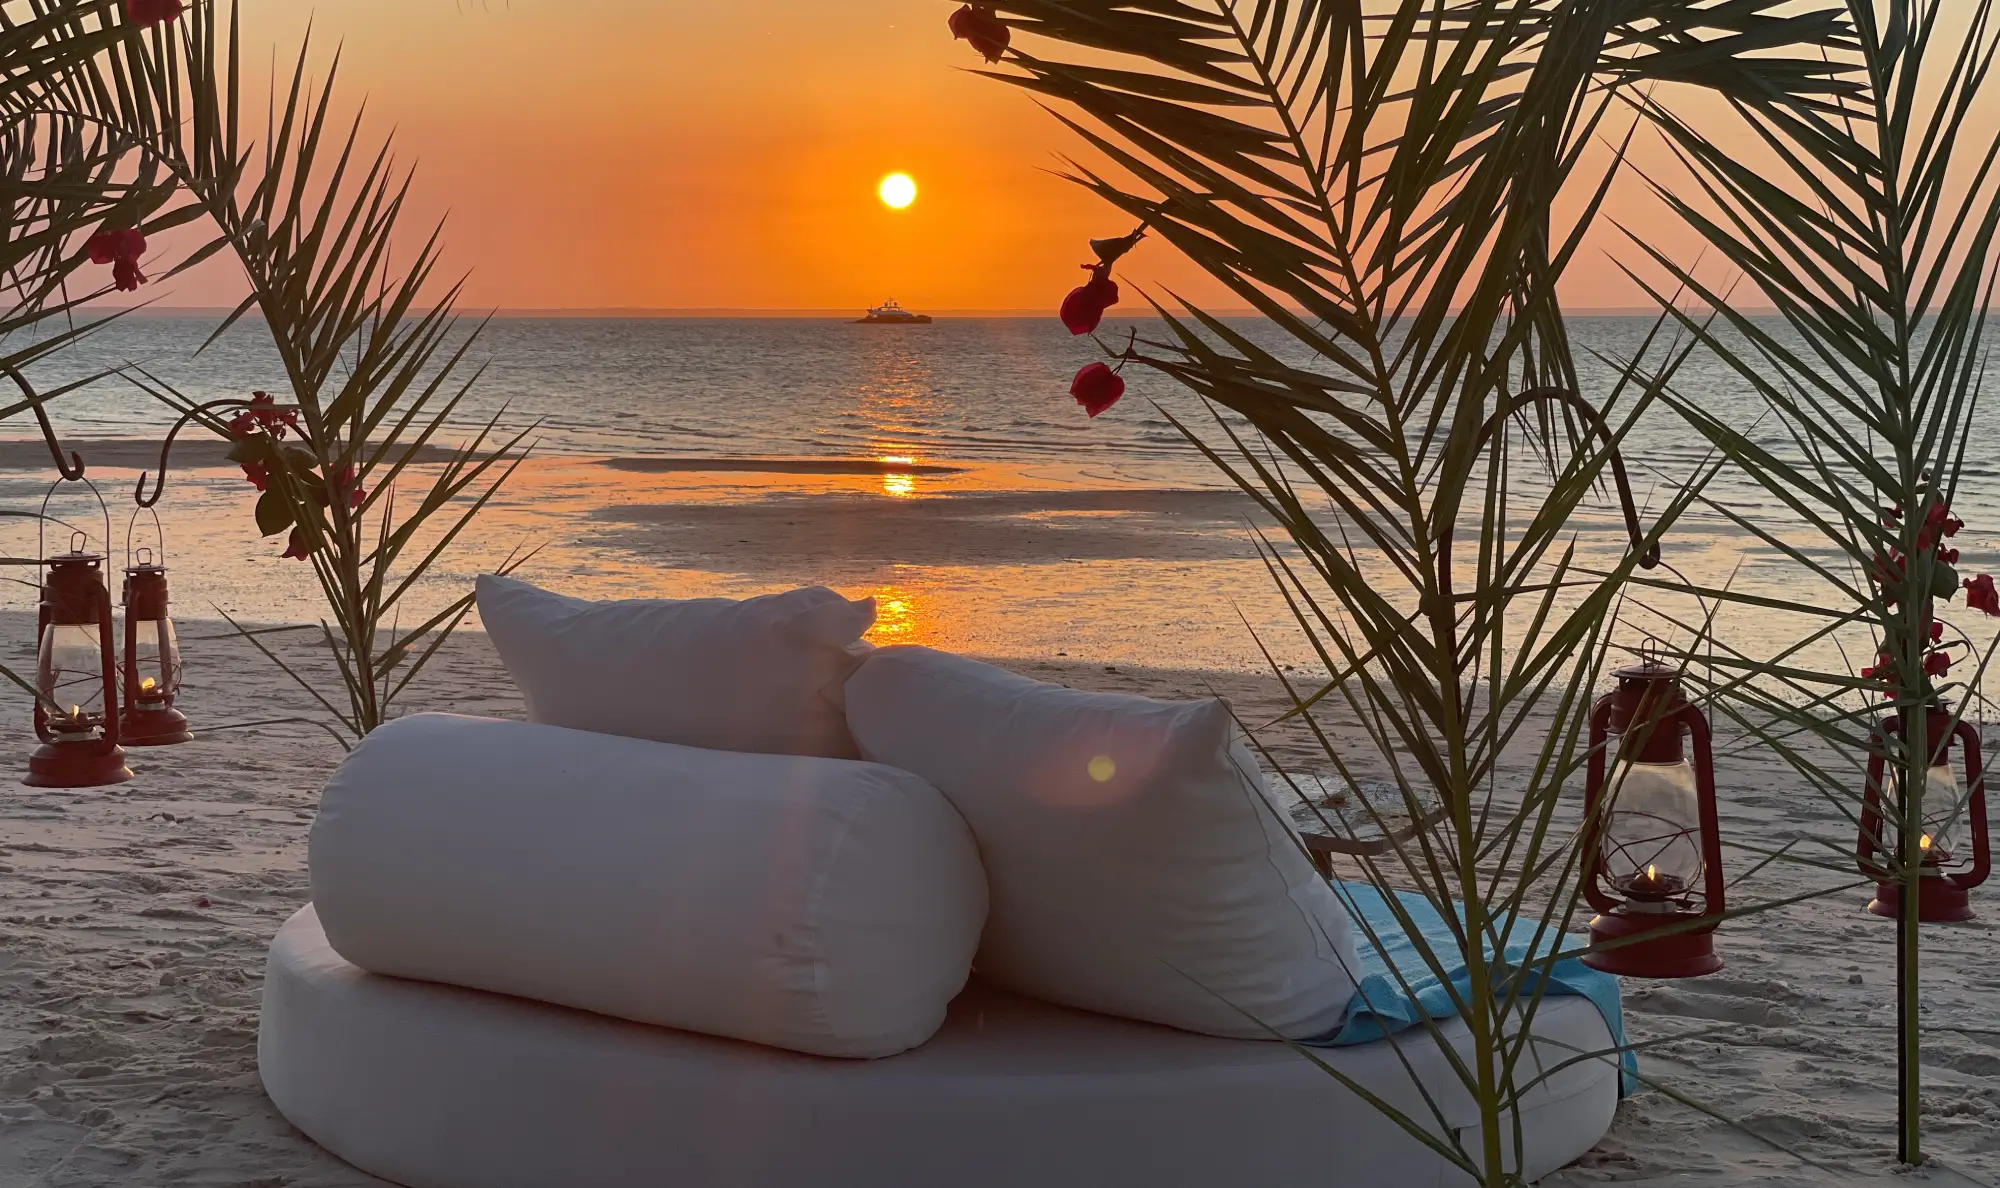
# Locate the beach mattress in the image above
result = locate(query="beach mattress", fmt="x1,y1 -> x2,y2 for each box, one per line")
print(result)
260,905 -> 1621,1188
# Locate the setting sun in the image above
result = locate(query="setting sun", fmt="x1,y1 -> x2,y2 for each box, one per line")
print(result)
877,172 -> 917,210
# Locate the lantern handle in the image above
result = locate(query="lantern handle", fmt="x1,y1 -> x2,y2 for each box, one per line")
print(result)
3,363 -> 85,481
1950,717 -> 1988,892
35,473 -> 112,566
126,505 -> 167,569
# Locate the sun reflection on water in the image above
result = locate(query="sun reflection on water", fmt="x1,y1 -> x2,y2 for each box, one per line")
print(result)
865,585 -> 930,645
877,455 -> 919,498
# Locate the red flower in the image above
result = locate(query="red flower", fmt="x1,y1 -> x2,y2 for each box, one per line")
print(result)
1930,620 -> 1945,643
1861,653 -> 1892,680
1925,502 -> 1950,528
1924,651 -> 1952,678
281,528 -> 312,561
229,392 -> 295,439
124,0 -> 182,27
1943,515 -> 1963,538
241,461 -> 268,491
948,4 -> 1009,62
88,227 -> 146,263
1071,361 -> 1125,417
1966,573 -> 2000,616
1060,267 -> 1120,335
112,255 -> 145,291
85,231 -> 122,264
334,463 -> 366,509
88,226 -> 147,289
1942,547 -> 1961,564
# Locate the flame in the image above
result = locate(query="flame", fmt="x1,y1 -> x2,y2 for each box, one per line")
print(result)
1646,864 -> 1657,880
1920,833 -> 1933,851
139,676 -> 157,692
68,704 -> 81,719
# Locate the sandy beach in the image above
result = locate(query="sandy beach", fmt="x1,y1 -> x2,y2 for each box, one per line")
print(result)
1,602 -> 1995,1187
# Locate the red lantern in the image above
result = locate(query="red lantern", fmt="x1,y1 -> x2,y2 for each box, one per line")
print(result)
26,533 -> 131,788
1579,661 -> 1726,978
1856,708 -> 1988,923
120,537 -> 190,747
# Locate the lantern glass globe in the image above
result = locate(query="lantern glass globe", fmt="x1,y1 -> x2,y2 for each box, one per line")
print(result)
1895,761 -> 1963,862
1601,757 -> 1705,903
38,622 -> 107,719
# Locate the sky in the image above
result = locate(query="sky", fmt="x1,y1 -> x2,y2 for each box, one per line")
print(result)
135,1 -> 1989,315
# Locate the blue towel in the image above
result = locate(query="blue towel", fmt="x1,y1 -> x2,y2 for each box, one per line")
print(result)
1308,882 -> 1637,1095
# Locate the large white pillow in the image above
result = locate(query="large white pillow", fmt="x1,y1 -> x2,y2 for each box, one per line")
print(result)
476,575 -> 873,758
844,646 -> 1358,1040
310,713 -> 987,1059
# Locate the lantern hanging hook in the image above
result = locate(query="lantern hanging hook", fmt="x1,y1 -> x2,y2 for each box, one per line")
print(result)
36,473 -> 112,567
4,363 -> 85,481
126,505 -> 167,569
133,396 -> 277,508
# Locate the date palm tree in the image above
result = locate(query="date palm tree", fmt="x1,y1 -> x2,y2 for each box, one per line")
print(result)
1624,0 -> 2000,1164
959,0 -> 1861,1181
2,0 -> 188,458
95,1 -> 534,741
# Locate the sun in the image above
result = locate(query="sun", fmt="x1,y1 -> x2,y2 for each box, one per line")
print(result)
878,172 -> 917,210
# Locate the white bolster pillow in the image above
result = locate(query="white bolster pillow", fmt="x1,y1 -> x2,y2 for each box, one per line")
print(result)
309,714 -> 987,1059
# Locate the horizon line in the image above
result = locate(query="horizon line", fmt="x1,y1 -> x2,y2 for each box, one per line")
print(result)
85,304 -> 1775,319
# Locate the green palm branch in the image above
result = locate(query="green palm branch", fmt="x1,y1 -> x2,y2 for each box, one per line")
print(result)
1,0 -> 197,439
964,1 -> 1863,1181
91,1 -> 536,740
1621,0 -> 2000,1163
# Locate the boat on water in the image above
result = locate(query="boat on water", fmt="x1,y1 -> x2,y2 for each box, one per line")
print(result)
852,299 -> 933,325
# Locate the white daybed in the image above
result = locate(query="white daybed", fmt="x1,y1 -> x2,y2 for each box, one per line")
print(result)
262,903 -> 1618,1188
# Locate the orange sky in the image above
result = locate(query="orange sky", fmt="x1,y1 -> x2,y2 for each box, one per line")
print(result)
138,1 -> 1985,315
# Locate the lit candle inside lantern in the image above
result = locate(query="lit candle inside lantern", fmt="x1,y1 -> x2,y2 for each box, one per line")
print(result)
1618,862 -> 1687,906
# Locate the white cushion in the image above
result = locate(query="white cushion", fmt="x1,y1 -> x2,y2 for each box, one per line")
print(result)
309,713 -> 986,1059
843,647 -> 1360,1040
476,574 -> 874,758
261,905 -> 1620,1188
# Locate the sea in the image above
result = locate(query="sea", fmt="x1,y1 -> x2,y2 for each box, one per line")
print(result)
3,313 -> 1996,700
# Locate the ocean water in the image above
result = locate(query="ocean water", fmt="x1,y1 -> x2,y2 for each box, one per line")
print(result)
2,314 -> 1995,689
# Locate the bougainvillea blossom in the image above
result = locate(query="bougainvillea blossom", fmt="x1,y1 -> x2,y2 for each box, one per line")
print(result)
1967,573 -> 2000,616
948,5 -> 1009,62
1070,361 -> 1125,417
124,0 -> 182,26
1061,268 -> 1119,335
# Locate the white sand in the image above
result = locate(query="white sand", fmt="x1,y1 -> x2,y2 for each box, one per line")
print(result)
1,620 -> 1995,1187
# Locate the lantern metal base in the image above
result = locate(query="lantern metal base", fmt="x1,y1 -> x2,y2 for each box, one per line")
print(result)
1581,911 -> 1722,979
121,705 -> 192,747
24,741 -> 133,789
1867,878 -> 1973,923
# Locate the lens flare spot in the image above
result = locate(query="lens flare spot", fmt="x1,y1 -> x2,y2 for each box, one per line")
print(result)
1088,755 -> 1117,783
